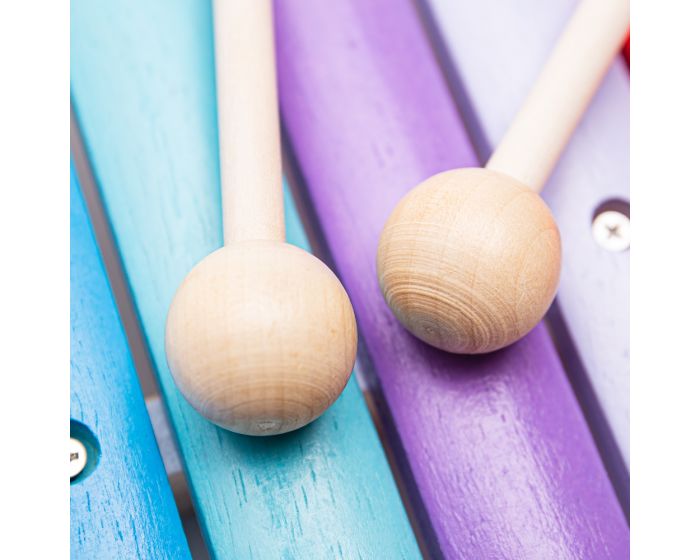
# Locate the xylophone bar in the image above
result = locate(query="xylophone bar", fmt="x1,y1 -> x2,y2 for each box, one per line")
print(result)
275,1 -> 629,558
70,164 -> 190,559
425,0 -> 631,476
70,0 -> 420,557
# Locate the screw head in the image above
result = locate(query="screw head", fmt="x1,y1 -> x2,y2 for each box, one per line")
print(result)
592,209 -> 630,252
70,437 -> 88,479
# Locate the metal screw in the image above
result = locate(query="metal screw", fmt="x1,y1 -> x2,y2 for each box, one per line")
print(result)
70,437 -> 88,479
592,209 -> 630,252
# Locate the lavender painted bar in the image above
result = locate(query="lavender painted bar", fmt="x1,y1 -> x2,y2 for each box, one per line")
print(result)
275,1 -> 629,558
426,0 -> 631,472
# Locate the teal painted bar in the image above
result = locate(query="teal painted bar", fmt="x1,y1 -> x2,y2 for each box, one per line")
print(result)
71,1 -> 419,558
71,163 -> 191,559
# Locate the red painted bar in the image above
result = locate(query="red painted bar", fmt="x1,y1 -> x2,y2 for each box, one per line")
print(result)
275,0 -> 629,558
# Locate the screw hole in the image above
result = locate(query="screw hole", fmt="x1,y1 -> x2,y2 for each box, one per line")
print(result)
70,420 -> 101,484
591,198 -> 630,252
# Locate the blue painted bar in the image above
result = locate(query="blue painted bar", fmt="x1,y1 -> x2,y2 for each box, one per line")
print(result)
70,1 -> 420,558
70,163 -> 190,559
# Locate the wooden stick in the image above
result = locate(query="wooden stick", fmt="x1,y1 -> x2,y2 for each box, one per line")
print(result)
166,0 -> 357,436
213,0 -> 285,243
486,0 -> 629,192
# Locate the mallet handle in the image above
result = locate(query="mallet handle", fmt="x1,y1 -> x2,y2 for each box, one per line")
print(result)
486,0 -> 629,192
214,0 -> 285,244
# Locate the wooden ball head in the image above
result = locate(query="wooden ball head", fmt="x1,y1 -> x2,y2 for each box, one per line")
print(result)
166,242 -> 357,435
378,169 -> 560,354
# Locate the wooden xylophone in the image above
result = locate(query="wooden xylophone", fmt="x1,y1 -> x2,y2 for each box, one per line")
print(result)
70,0 -> 630,558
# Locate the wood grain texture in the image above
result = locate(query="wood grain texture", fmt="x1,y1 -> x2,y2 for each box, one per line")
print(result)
213,0 -> 284,244
426,0 -> 631,469
486,0 -> 629,193
275,0 -> 629,558
71,0 -> 420,557
378,168 -> 561,354
165,241 -> 358,435
70,164 -> 191,560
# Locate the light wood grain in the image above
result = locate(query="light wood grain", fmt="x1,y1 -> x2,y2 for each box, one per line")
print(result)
166,241 -> 357,435
165,0 -> 358,435
377,0 -> 628,354
486,0 -> 630,191
214,0 -> 284,244
378,168 -> 560,353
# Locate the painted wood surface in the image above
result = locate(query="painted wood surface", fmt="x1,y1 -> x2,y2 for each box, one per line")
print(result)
70,1 -> 420,558
425,0 -> 631,471
70,163 -> 190,559
275,1 -> 630,558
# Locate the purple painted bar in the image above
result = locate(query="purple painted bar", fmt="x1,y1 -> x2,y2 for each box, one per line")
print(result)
424,0 -> 631,475
275,1 -> 629,558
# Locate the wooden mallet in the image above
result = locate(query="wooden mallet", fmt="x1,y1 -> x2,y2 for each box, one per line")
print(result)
377,0 -> 629,354
165,0 -> 357,436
